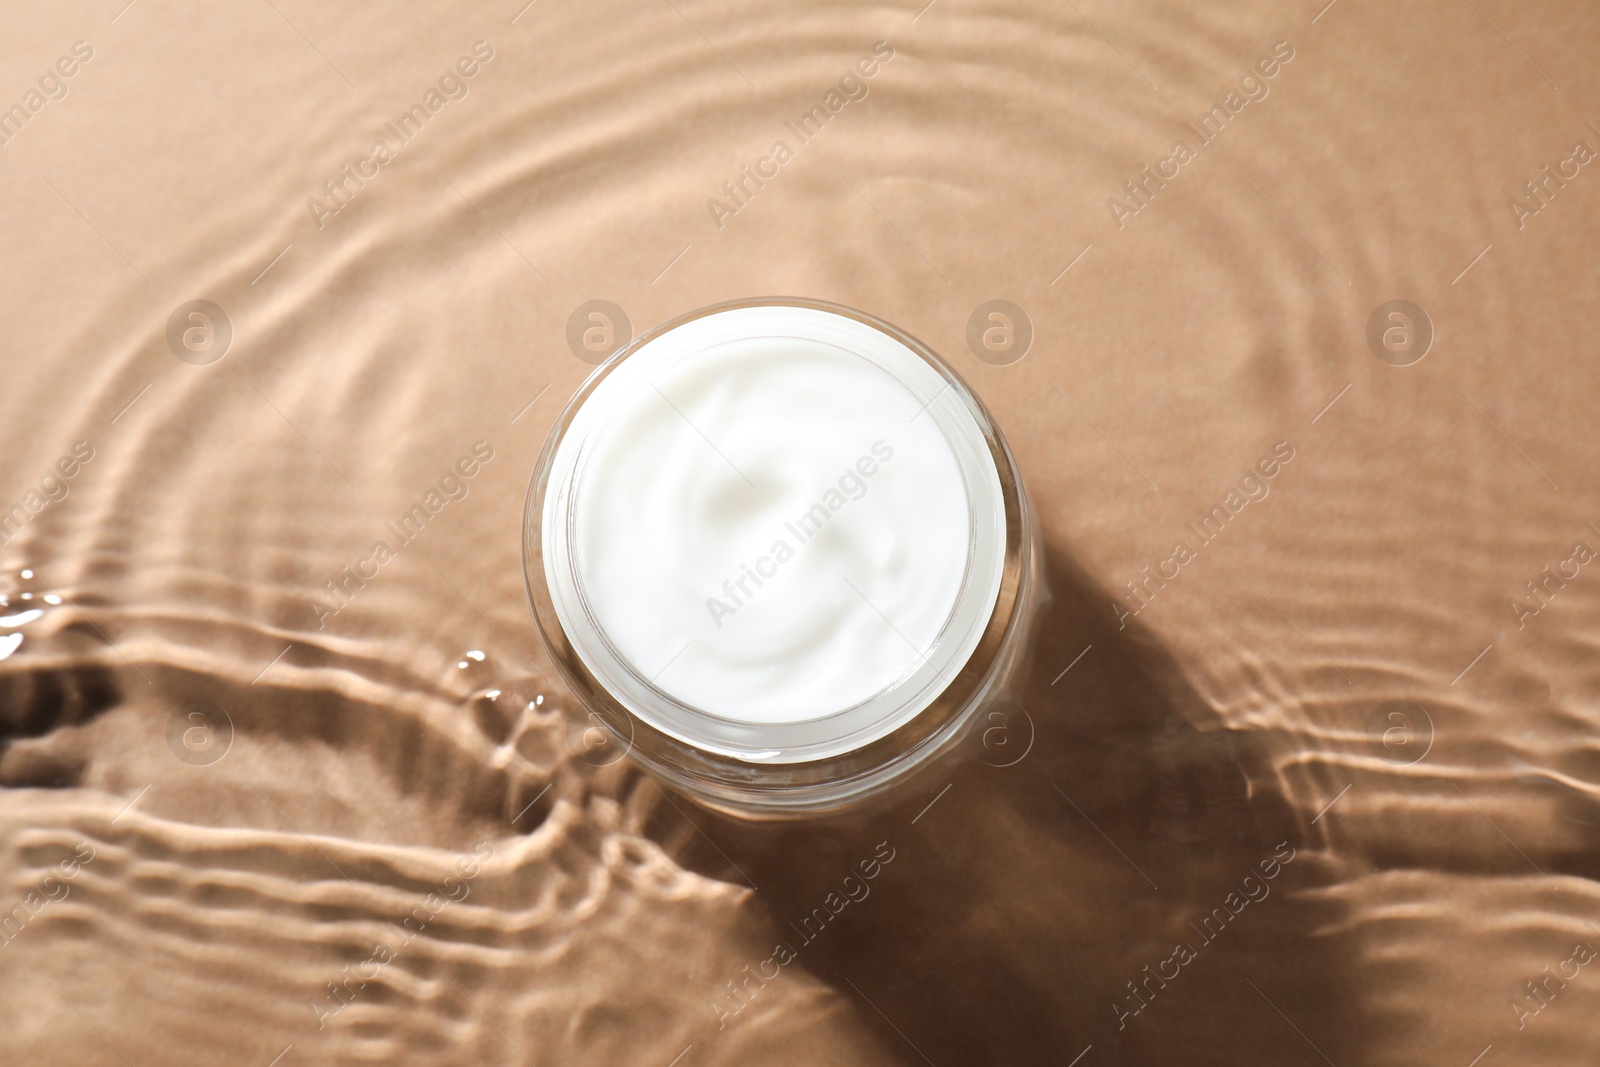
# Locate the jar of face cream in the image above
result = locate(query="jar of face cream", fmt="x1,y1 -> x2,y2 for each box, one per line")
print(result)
524,298 -> 1041,818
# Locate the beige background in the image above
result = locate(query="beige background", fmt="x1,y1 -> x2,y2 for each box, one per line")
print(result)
0,1 -> 1598,1064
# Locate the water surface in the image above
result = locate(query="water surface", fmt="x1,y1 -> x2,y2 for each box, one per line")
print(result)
1,1 -> 1598,1064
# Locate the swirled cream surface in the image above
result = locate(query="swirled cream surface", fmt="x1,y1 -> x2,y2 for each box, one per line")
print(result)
542,306 -> 1005,760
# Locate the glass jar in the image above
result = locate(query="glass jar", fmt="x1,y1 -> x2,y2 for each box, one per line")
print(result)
523,297 -> 1042,818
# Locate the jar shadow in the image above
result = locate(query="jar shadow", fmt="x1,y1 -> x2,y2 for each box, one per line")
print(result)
651,542 -> 1365,1067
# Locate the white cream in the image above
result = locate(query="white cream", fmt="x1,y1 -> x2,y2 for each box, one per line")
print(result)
541,306 -> 1005,762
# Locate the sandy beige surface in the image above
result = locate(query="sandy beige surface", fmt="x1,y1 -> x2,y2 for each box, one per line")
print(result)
1,1 -> 1599,1064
